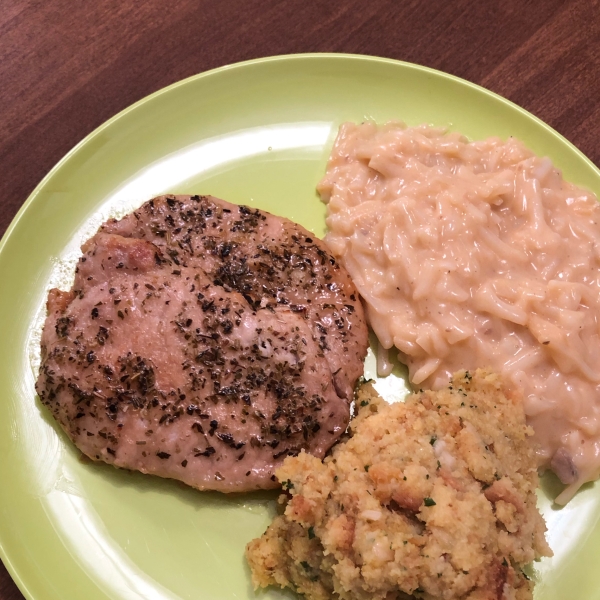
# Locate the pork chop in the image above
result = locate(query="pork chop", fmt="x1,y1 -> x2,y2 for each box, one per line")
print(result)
36,195 -> 368,492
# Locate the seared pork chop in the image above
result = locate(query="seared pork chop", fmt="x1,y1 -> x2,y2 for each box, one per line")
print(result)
36,195 -> 368,492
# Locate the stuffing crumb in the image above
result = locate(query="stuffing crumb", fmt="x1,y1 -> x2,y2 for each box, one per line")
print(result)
245,369 -> 552,600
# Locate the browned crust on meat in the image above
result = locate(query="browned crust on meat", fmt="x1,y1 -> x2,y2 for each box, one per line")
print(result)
36,195 -> 369,492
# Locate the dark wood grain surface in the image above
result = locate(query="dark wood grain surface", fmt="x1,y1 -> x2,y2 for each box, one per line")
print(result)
1,0 -> 599,597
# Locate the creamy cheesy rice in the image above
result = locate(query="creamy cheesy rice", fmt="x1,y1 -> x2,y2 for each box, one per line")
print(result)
318,121 -> 600,503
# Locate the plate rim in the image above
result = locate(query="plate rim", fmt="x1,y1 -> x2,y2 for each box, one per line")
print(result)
2,51 -> 599,256
2,51 -> 600,600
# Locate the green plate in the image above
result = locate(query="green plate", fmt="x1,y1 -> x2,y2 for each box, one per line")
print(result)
1,54 -> 599,600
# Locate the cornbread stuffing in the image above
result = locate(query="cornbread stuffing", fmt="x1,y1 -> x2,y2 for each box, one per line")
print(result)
246,370 -> 551,600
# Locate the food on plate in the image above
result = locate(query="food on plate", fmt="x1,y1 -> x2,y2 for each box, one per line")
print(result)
319,121 -> 600,503
36,195 -> 368,492
246,370 -> 551,600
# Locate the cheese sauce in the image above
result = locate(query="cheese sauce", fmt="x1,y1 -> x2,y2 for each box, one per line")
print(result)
319,122 -> 600,503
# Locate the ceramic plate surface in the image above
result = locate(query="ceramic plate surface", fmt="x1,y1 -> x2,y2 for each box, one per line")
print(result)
1,54 -> 600,600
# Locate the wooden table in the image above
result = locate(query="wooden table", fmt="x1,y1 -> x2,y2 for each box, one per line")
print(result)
1,0 -> 598,597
